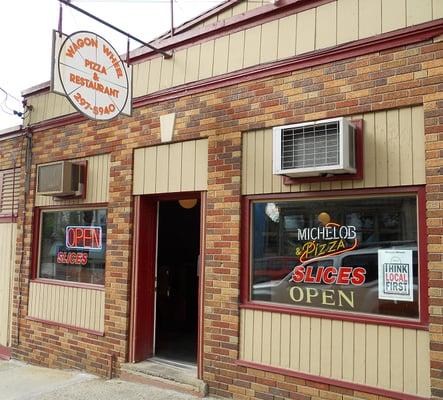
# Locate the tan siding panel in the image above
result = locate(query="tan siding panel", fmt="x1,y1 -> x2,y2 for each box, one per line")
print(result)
228,31 -> 245,73
240,309 -> 245,359
260,20 -> 279,64
337,0 -> 358,44
252,310 -> 263,363
181,140 -> 196,191
377,325 -> 390,388
296,9 -> 316,54
330,320 -> 343,379
434,0 -> 443,19
194,139 -> 208,191
213,36 -> 230,76
382,0 -> 406,33
411,105 -> 426,184
133,61 -> 150,98
365,324 -> 378,386
320,319 -> 332,377
240,310 -> 430,395
417,330 -> 431,397
342,321 -> 354,381
407,0 -> 432,25
254,130 -> 265,194
242,106 -> 424,195
316,2 -> 337,49
217,7 -> 233,22
299,316 -> 310,372
390,327 -> 404,392
185,45 -> 201,84
289,315 -> 300,371
309,318 -> 321,376
160,56 -> 174,90
263,129 -> 274,193
133,139 -> 208,195
155,144 -> 170,193
232,1 -> 247,17
403,329 -> 417,395
270,313 -> 281,366
387,109 -> 400,186
243,26 -> 261,68
172,49 -> 187,87
198,40 -> 215,80
353,323 -> 366,384
244,307 -> 254,360
168,142 -> 182,192
375,111 -> 388,187
0,224 -> 16,347
28,282 -> 104,332
35,154 -> 110,206
399,107 -> 413,185
359,0 -> 382,39
280,314 -> 291,369
147,57 -> 162,94
261,311 -> 272,365
277,14 -> 296,60
133,148 -> 145,195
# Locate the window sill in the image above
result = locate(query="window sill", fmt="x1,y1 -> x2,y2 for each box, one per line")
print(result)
26,316 -> 104,336
31,278 -> 105,291
239,301 -> 428,331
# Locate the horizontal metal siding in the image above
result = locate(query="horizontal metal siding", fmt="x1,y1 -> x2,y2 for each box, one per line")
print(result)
28,281 -> 105,332
241,105 -> 425,195
24,1 -> 439,125
133,139 -> 208,195
240,309 -> 431,397
35,153 -> 110,206
0,223 -> 16,347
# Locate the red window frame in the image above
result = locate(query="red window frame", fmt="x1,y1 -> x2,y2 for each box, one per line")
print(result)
31,203 -> 108,290
240,186 -> 428,330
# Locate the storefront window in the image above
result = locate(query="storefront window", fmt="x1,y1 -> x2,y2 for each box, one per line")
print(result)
250,195 -> 419,319
38,208 -> 107,285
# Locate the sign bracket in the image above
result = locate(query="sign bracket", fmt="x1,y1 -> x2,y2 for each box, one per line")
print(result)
58,0 -> 173,60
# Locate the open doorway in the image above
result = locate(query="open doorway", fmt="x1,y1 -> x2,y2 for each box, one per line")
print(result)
155,199 -> 200,364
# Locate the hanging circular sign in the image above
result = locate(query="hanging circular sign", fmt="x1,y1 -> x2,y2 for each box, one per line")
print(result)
58,31 -> 129,121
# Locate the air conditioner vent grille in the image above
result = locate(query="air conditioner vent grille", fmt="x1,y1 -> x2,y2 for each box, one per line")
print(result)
281,121 -> 340,170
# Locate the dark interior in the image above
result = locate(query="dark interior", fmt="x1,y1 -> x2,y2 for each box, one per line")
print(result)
155,199 -> 200,364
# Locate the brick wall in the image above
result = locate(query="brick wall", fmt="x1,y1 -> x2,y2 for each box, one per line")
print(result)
10,38 -> 443,399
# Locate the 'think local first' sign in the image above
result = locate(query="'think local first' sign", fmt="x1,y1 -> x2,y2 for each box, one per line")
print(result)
51,31 -> 132,121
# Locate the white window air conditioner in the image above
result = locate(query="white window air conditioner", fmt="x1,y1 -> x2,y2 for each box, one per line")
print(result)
37,161 -> 85,197
273,117 -> 356,178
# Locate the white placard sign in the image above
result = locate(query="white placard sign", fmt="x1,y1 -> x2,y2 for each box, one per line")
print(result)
51,30 -> 132,120
378,249 -> 414,302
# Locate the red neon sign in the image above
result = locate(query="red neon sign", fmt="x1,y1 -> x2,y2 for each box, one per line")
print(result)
65,226 -> 102,250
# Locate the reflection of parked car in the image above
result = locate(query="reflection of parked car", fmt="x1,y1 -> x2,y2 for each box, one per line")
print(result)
253,256 -> 298,283
252,245 -> 418,318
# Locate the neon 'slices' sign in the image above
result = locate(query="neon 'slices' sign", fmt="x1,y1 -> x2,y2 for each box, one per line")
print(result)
51,30 -> 132,121
56,226 -> 102,266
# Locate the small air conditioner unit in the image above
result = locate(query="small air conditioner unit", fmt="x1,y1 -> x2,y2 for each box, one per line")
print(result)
273,117 -> 356,178
37,161 -> 85,197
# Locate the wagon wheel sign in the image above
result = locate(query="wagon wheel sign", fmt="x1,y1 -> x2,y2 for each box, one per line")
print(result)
53,31 -> 132,120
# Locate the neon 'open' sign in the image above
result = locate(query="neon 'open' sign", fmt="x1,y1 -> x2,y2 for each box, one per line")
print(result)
65,226 -> 102,250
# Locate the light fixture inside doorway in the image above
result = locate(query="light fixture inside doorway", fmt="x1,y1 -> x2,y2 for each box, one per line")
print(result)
178,199 -> 198,209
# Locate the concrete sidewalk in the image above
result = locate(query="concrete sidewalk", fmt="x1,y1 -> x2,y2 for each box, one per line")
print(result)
0,360 -> 213,400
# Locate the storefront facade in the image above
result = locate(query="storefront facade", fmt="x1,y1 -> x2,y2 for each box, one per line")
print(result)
4,0 -> 443,399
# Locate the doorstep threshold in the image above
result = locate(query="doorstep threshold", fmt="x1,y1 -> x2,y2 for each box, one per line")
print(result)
121,357 -> 207,397
150,357 -> 197,372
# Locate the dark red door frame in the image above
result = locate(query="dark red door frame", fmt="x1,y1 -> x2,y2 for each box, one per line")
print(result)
129,196 -> 157,362
129,191 -> 206,379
